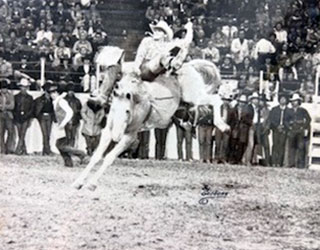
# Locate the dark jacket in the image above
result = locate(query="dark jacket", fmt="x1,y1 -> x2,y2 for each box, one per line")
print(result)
269,105 -> 292,132
65,93 -> 82,125
34,94 -> 55,121
229,103 -> 254,143
287,107 -> 311,133
13,92 -> 34,123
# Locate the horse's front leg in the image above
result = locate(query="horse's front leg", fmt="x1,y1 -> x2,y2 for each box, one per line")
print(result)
72,126 -> 112,190
85,133 -> 135,191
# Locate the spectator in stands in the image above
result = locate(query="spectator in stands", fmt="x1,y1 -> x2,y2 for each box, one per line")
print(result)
49,83 -> 87,167
91,26 -> 108,52
0,79 -> 15,154
300,74 -> 315,103
54,38 -> 72,67
210,26 -> 229,55
72,30 -> 93,68
201,40 -> 220,64
197,105 -> 214,163
252,33 -> 276,68
230,29 -> 250,67
287,93 -> 311,168
145,0 -> 160,22
221,18 -> 238,47
219,54 -> 237,79
74,55 -> 94,92
228,94 -> 254,164
64,83 -> 82,147
13,78 -> 34,155
274,22 -> 288,44
241,19 -> 255,41
81,92 -> 106,156
34,82 -> 56,156
34,22 -> 53,45
278,58 -> 298,82
188,41 -> 202,60
237,56 -> 252,77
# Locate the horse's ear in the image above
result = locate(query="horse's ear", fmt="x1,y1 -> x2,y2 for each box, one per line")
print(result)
117,51 -> 125,66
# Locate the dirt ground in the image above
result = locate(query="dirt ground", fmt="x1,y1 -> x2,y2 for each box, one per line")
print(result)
0,155 -> 320,250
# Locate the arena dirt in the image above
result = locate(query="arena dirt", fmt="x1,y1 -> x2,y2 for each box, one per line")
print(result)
0,155 -> 320,250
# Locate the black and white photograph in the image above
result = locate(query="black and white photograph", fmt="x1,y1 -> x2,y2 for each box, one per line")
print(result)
0,0 -> 320,249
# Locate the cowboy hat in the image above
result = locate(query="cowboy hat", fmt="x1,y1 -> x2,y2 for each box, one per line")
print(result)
150,20 -> 173,40
18,78 -> 30,87
42,81 -> 58,93
237,94 -> 247,103
290,93 -> 302,102
249,92 -> 259,100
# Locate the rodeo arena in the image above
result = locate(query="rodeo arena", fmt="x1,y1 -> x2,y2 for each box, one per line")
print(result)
1,0 -> 320,249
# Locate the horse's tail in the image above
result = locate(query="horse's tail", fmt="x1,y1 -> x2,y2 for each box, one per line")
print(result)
95,46 -> 125,67
186,59 -> 222,92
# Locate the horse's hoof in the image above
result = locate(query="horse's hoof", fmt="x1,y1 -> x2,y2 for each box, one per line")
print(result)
86,183 -> 97,192
71,181 -> 84,190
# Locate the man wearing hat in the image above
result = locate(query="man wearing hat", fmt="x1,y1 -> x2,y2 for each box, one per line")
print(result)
49,84 -> 87,167
0,79 -> 15,154
268,93 -> 292,167
245,92 -> 271,166
34,81 -> 56,155
228,93 -> 254,164
134,19 -> 193,81
13,78 -> 34,155
215,92 -> 233,164
64,82 -> 82,147
287,93 -> 311,168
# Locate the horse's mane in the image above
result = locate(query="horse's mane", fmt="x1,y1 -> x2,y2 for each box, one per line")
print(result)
187,59 -> 221,86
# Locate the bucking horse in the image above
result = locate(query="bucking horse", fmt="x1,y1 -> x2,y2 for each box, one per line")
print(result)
72,46 -> 230,191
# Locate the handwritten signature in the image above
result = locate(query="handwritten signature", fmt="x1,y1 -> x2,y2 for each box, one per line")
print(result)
198,185 -> 228,205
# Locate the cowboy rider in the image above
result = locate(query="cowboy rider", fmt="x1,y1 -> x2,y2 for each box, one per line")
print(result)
134,19 -> 193,81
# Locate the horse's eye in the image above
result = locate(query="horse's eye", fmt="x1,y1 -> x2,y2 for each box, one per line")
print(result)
126,110 -> 130,116
115,83 -> 119,89
126,93 -> 131,100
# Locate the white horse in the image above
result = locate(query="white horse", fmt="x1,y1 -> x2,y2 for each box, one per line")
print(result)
72,46 -> 229,191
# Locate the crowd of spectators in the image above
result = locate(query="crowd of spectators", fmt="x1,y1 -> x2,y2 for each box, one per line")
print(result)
0,0 -> 108,92
143,0 -> 320,102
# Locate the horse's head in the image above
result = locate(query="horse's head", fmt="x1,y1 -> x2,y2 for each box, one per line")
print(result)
109,75 -> 142,142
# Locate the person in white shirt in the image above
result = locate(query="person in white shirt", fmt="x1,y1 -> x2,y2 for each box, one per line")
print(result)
252,33 -> 276,67
274,22 -> 287,44
134,19 -> 193,81
201,40 -> 220,64
230,29 -> 250,66
48,83 -> 87,167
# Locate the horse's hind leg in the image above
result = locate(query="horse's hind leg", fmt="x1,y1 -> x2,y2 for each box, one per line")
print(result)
72,127 -> 112,189
198,94 -> 230,132
85,134 -> 135,191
